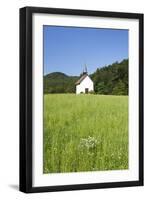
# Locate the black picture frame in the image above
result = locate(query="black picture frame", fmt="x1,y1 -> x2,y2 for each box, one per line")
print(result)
19,6 -> 144,193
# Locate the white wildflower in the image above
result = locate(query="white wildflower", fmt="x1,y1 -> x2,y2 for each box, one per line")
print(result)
79,136 -> 98,151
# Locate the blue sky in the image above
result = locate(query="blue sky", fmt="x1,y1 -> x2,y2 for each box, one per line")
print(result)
43,26 -> 128,76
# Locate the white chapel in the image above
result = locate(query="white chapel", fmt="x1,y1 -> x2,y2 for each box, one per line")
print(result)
75,67 -> 94,94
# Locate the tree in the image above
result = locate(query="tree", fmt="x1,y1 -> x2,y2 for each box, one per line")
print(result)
95,82 -> 105,94
112,80 -> 126,95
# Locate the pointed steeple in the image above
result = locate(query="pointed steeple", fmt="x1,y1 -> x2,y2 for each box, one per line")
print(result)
83,64 -> 88,75
85,64 -> 88,74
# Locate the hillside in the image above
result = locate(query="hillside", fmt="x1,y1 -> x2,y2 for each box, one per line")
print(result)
91,59 -> 128,95
44,72 -> 78,93
44,59 -> 128,95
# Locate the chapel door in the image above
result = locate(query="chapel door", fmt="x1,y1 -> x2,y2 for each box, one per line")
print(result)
85,88 -> 89,94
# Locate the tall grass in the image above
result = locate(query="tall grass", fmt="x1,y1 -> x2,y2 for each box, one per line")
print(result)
43,94 -> 128,173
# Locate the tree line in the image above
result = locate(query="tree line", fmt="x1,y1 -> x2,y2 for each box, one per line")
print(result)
44,59 -> 128,95
90,59 -> 128,95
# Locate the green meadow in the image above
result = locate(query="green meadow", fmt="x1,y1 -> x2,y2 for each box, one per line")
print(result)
43,94 -> 128,173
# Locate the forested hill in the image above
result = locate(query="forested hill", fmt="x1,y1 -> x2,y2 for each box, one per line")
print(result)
44,59 -> 128,95
90,59 -> 128,95
44,72 -> 79,93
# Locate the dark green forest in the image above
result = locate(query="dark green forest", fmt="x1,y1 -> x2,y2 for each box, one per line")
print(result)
44,59 -> 128,95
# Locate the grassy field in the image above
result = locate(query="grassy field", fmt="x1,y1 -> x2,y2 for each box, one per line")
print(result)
43,94 -> 128,173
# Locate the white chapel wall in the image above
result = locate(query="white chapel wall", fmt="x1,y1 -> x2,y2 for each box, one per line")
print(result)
76,76 -> 94,94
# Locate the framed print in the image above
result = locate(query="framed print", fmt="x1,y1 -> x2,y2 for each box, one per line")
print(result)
19,7 -> 144,193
